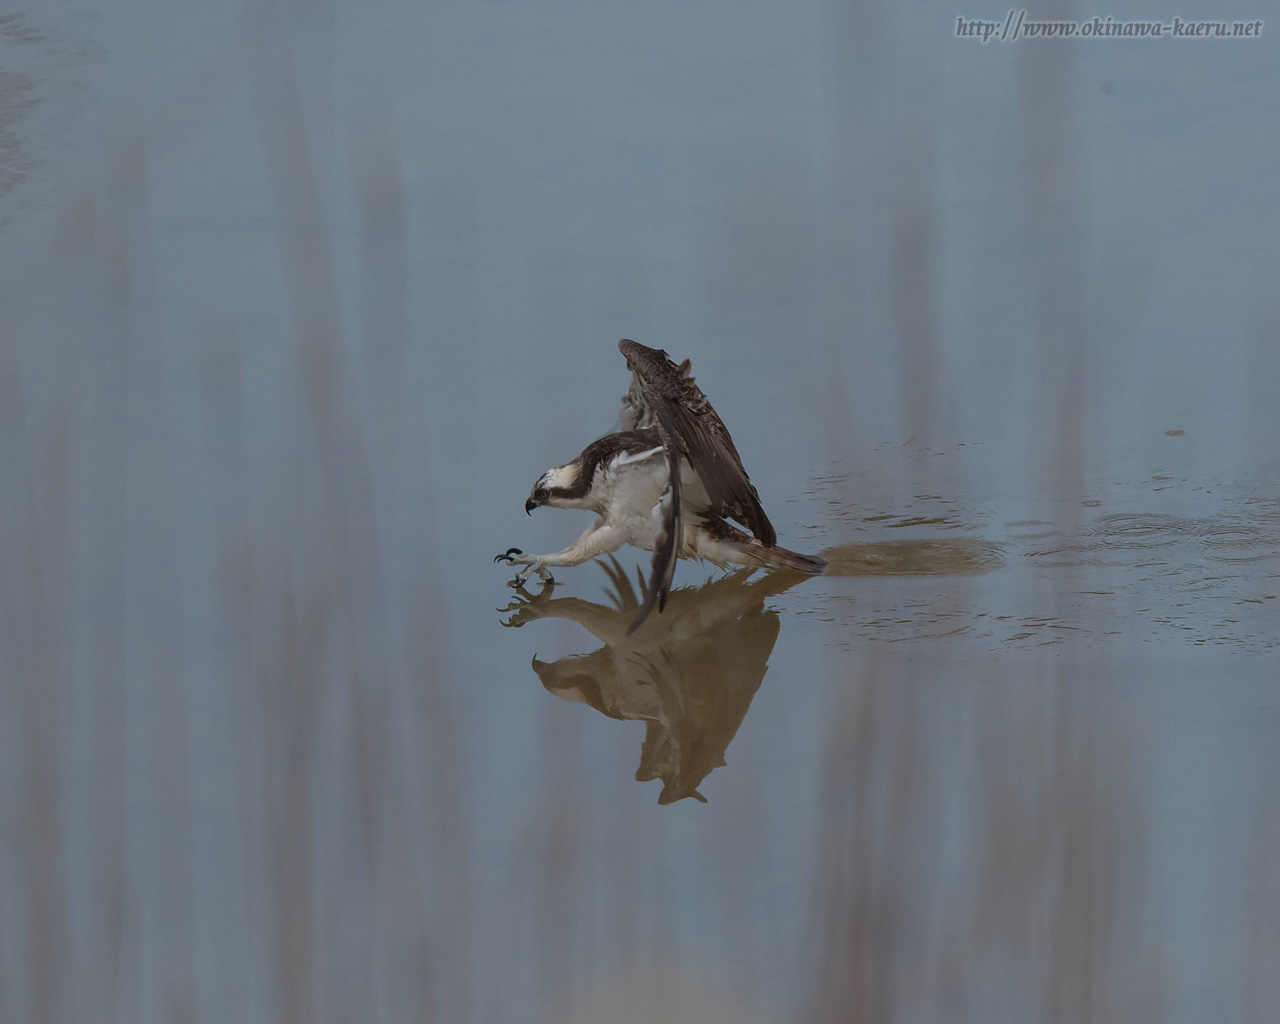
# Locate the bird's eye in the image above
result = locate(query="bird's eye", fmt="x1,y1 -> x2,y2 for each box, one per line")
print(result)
536,488 -> 548,499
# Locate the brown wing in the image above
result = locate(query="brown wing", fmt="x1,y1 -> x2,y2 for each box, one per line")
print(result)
618,339 -> 776,546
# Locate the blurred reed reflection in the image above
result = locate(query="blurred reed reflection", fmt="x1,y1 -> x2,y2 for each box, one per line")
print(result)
500,557 -> 807,803
808,649 -> 1153,1024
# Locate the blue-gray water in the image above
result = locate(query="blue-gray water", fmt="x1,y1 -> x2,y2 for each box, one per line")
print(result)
1,2 -> 1278,1022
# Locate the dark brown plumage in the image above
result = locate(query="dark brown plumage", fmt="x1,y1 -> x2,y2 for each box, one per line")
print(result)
618,339 -> 776,546
545,430 -> 660,502
496,339 -> 823,628
618,338 -> 779,630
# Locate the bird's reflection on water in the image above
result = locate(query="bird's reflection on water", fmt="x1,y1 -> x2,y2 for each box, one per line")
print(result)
499,538 -> 1004,802
500,557 -> 807,802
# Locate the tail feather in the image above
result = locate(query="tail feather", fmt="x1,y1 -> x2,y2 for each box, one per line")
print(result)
706,524 -> 825,574
741,540 -> 826,575
759,543 -> 826,574
698,515 -> 826,574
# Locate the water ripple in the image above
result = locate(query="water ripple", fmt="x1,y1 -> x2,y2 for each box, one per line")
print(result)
1091,512 -> 1191,547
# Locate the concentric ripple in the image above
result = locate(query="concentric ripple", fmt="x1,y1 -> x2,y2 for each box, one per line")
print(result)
1196,521 -> 1279,562
1090,512 -> 1191,548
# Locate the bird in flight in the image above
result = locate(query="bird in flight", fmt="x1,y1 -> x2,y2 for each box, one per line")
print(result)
496,339 -> 825,630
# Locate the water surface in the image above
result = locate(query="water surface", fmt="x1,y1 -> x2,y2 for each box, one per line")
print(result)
1,2 -> 1278,1022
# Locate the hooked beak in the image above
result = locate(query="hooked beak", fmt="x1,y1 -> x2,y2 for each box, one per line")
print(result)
525,497 -> 539,515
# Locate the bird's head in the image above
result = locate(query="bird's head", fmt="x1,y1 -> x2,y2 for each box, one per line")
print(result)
525,460 -> 589,514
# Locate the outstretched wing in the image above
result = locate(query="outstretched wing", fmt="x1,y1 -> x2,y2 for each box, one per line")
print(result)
619,339 -> 776,631
619,356 -> 691,431
619,339 -> 775,544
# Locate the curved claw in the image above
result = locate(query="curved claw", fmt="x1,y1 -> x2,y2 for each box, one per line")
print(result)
493,547 -> 524,564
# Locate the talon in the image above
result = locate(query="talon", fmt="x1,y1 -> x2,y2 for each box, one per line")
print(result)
494,547 -> 524,564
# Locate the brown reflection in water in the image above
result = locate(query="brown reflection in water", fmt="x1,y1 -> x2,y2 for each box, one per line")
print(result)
820,538 -> 1004,577
500,558 -> 808,803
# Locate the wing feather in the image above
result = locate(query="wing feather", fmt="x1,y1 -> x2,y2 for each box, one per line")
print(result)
628,443 -> 683,634
618,339 -> 776,546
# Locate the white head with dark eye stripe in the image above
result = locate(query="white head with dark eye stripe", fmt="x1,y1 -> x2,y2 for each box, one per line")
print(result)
525,461 -> 589,514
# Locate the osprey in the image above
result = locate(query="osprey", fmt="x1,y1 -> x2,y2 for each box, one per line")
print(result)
495,339 -> 825,630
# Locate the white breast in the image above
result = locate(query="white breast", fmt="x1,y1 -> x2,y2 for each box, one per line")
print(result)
600,448 -> 667,521
595,447 -> 710,551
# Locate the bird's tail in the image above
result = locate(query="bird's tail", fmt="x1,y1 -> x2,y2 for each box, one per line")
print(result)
724,535 -> 826,575
766,545 -> 827,574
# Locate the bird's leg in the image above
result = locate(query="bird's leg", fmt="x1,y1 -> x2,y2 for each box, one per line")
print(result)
494,522 -> 625,588
493,548 -> 556,587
